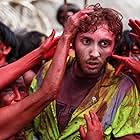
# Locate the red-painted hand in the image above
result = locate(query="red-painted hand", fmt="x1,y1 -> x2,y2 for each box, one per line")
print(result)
40,29 -> 60,60
112,54 -> 140,76
79,112 -> 103,140
128,19 -> 140,42
64,7 -> 94,38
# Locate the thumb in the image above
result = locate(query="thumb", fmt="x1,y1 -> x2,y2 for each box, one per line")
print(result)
112,54 -> 128,63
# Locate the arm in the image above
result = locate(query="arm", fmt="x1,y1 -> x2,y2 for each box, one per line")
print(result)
0,30 -> 58,90
0,30 -> 69,139
0,7 -> 96,139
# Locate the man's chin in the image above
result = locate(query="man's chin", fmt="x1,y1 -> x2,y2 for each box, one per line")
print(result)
83,69 -> 100,77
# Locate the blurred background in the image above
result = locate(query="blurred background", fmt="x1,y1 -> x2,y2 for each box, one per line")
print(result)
0,0 -> 140,35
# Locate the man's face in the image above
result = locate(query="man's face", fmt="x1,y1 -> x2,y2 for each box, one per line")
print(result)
0,77 -> 28,107
74,24 -> 115,76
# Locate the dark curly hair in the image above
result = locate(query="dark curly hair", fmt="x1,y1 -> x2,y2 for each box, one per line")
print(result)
78,3 -> 123,44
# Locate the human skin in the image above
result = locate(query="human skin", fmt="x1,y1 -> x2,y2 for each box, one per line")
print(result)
72,24 -> 115,140
0,7 -> 96,138
64,5 -> 139,140
113,19 -> 140,76
74,24 -> 115,78
0,30 -> 70,139
58,7 -> 104,140
0,76 -> 28,107
0,30 -> 58,91
79,112 -> 103,140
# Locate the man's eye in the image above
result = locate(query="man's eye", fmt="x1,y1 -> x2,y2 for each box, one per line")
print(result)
99,40 -> 110,48
81,38 -> 91,45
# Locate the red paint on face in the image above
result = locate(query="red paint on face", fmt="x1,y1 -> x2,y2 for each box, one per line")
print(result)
0,77 -> 28,107
74,24 -> 115,76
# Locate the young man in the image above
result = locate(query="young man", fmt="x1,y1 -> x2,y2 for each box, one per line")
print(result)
56,3 -> 80,27
27,4 -> 140,140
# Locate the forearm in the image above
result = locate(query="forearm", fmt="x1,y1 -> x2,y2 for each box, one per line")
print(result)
0,88 -> 50,139
41,34 -> 71,93
0,34 -> 72,139
0,47 -> 43,90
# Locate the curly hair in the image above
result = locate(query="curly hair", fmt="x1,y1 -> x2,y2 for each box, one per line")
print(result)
78,3 -> 123,44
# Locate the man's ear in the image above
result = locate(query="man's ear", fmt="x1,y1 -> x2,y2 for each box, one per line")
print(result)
3,46 -> 11,56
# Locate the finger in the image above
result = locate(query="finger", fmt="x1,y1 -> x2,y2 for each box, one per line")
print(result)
41,29 -> 56,50
73,9 -> 94,19
129,19 -> 140,34
89,111 -> 95,126
51,36 -> 60,46
135,20 -> 140,28
111,54 -> 127,62
114,63 -> 125,76
90,111 -> 102,128
45,46 -> 56,60
129,32 -> 140,42
81,9 -> 94,14
49,29 -> 56,40
128,19 -> 136,30
46,29 -> 56,43
90,112 -> 100,122
80,14 -> 91,22
79,125 -> 86,139
84,114 -> 93,130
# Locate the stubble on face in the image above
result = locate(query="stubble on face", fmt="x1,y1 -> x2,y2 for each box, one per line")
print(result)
74,24 -> 115,78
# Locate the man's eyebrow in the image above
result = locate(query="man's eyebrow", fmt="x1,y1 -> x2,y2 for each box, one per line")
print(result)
99,38 -> 113,42
79,35 -> 113,42
79,35 -> 93,40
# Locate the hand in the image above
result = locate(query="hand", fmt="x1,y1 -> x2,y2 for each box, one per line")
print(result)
112,54 -> 140,76
128,19 -> 140,42
40,29 -> 60,60
79,112 -> 103,140
64,7 -> 93,38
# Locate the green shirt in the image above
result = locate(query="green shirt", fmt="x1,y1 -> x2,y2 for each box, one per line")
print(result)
26,61 -> 140,140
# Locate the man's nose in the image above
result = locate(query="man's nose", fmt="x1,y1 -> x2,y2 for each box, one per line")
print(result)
12,87 -> 22,101
89,46 -> 101,58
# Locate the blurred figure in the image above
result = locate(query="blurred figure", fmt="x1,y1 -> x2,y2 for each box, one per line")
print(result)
112,19 -> 140,91
18,31 -> 47,59
17,31 -> 47,87
56,3 -> 80,27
